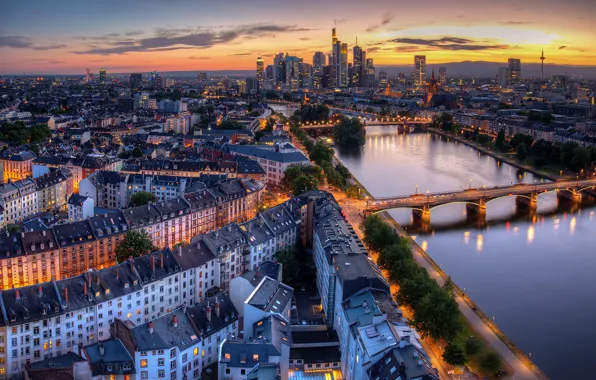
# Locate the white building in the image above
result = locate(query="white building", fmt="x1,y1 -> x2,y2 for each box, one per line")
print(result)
67,194 -> 94,222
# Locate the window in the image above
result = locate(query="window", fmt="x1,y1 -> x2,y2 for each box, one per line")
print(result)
182,353 -> 187,363
141,371 -> 149,379
140,359 -> 148,368
253,354 -> 259,362
170,348 -> 176,358
158,358 -> 165,366
193,347 -> 198,357
170,360 -> 176,370
158,369 -> 165,378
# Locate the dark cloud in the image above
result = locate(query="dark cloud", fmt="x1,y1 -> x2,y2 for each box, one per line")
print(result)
72,23 -> 314,55
388,36 -> 508,51
27,59 -> 65,64
0,35 -> 32,48
125,30 -> 144,37
334,18 -> 347,25
499,21 -> 536,25
366,12 -> 396,32
32,44 -> 67,50
559,46 -> 567,50
230,52 -> 252,56
188,56 -> 209,60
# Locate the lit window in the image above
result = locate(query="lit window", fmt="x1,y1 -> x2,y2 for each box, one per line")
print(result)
193,347 -> 198,357
224,353 -> 230,360
140,359 -> 148,368
253,354 -> 259,362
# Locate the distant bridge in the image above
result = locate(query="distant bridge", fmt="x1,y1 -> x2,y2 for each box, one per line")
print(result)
365,179 -> 596,223
300,119 -> 432,130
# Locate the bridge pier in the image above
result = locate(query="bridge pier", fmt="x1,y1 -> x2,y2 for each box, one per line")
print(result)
557,189 -> 582,205
412,206 -> 431,223
516,193 -> 538,210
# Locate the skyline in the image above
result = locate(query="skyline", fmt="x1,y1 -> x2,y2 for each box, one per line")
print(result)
1,0 -> 595,74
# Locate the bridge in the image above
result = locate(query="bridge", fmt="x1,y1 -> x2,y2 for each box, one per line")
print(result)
300,118 -> 432,130
365,179 -> 596,223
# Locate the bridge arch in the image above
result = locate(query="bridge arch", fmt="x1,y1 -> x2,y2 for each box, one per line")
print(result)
578,185 -> 596,193
429,201 -> 481,211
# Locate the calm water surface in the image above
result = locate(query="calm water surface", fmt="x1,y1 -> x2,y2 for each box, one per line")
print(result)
336,126 -> 596,380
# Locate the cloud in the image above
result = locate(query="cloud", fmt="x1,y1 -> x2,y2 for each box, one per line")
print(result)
27,59 -> 65,64
72,23 -> 315,55
559,45 -> 567,50
32,44 -> 67,50
299,37 -> 311,41
388,36 -> 508,51
230,52 -> 252,56
125,30 -> 144,37
334,18 -> 347,25
0,35 -> 32,48
498,21 -> 536,25
366,12 -> 396,32
188,56 -> 209,60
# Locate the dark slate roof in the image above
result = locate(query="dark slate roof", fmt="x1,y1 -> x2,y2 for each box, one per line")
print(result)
261,204 -> 299,237
122,203 -> 161,228
85,339 -> 135,377
0,150 -> 36,161
290,346 -> 341,364
239,218 -> 274,247
235,156 -> 266,175
0,231 -> 24,259
22,218 -> 49,232
21,230 -> 58,255
133,249 -> 180,285
228,145 -> 309,163
86,260 -> 143,303
368,343 -> 438,380
52,220 -> 96,247
240,261 -> 282,286
1,281 -> 62,325
96,170 -> 127,185
333,254 -> 389,301
202,224 -> 246,254
186,292 -> 238,339
32,169 -> 70,189
221,315 -> 290,368
68,193 -> 90,206
28,352 -> 85,370
88,211 -> 129,238
183,190 -> 217,211
151,198 -> 191,217
172,241 -> 217,272
56,275 -> 95,313
131,308 -> 200,351
32,155 -> 71,166
246,277 -> 293,314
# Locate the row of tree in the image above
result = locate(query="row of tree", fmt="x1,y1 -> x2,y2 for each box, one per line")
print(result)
332,116 -> 366,147
362,215 -> 503,373
0,122 -> 52,146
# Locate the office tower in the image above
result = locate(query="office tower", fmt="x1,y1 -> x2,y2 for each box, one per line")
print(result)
508,58 -> 521,83
130,73 -> 142,91
427,70 -> 438,104
438,67 -> 447,85
352,43 -> 363,87
197,72 -> 207,84
99,68 -> 107,85
265,65 -> 274,83
365,59 -> 375,87
330,28 -> 348,88
256,57 -> 264,86
312,52 -> 326,89
150,71 -> 157,87
540,49 -> 546,80
273,53 -> 285,86
322,65 -> 333,89
398,72 -> 406,85
360,51 -> 367,86
498,67 -> 510,87
85,68 -> 90,84
285,54 -> 301,91
378,71 -> 388,89
414,56 -> 426,86
339,43 -> 348,87
299,62 -> 312,89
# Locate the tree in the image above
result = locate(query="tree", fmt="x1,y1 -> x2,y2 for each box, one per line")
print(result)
275,248 -> 300,284
516,143 -> 527,161
465,336 -> 482,356
5,224 -> 19,234
345,184 -> 363,199
219,120 -> 244,130
480,351 -> 502,374
443,342 -> 468,366
132,146 -> 144,158
495,130 -> 505,149
443,275 -> 455,296
309,141 -> 334,165
130,191 -> 157,206
115,230 -> 156,263
282,165 -> 324,196
476,134 -> 492,145
333,116 -> 366,147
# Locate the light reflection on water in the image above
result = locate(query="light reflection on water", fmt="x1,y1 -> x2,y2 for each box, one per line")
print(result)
336,129 -> 596,380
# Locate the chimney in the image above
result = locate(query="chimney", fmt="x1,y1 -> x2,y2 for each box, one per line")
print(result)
148,321 -> 154,334
64,287 -> 69,303
151,256 -> 156,272
178,246 -> 182,256
172,314 -> 178,328
38,285 -> 43,297
83,281 -> 88,297
96,274 -> 100,285
215,300 -> 220,317
206,303 -> 212,322
99,342 -> 104,356
16,289 -> 20,300
42,230 -> 46,237
160,254 -> 164,269
115,267 -> 119,280
129,257 -> 134,271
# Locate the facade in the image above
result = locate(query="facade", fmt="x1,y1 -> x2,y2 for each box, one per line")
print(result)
68,194 -> 94,222
414,55 -> 427,86
256,57 -> 264,86
130,73 -> 143,91
312,52 -> 326,89
80,171 -> 129,209
438,67 -> 447,84
0,178 -> 38,227
0,151 -> 36,183
33,169 -> 73,213
508,58 -> 522,83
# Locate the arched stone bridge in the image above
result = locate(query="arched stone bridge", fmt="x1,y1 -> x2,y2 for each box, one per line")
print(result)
365,179 -> 596,223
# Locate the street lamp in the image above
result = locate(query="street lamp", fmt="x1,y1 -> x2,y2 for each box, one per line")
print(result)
469,178 -> 472,189
415,184 -> 418,194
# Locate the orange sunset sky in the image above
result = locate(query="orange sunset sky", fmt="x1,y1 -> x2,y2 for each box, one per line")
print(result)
1,0 -> 595,74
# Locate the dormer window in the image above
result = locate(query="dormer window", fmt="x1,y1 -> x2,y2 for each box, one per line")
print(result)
40,243 -> 44,250
124,283 -> 129,289
95,291 -> 100,297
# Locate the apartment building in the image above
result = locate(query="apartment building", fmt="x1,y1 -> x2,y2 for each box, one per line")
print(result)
32,169 -> 73,212
0,151 -> 36,183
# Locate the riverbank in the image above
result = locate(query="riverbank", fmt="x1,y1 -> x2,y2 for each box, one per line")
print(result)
427,127 -> 564,182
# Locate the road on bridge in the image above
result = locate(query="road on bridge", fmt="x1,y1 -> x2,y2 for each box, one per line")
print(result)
367,178 -> 596,211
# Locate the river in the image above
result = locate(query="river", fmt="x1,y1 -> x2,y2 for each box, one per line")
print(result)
335,126 -> 596,380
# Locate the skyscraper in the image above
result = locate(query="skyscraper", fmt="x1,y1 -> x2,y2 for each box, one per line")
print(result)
331,28 -> 348,88
498,67 -> 510,87
312,52 -> 326,89
197,72 -> 207,84
99,68 -> 107,85
130,73 -> 142,91
85,68 -> 90,84
378,71 -> 388,89
256,57 -> 264,86
414,56 -> 426,86
365,58 -> 375,87
352,43 -> 363,87
508,58 -> 521,83
339,43 -> 348,87
540,49 -> 546,80
285,54 -> 301,91
438,67 -> 447,85
273,53 -> 285,86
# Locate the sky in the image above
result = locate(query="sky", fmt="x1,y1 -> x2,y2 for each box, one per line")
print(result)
1,0 -> 595,74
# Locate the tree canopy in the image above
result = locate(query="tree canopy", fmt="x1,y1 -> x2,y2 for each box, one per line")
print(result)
293,104 -> 329,123
282,165 -> 324,196
130,191 -> 157,207
333,116 -> 366,147
115,230 -> 157,263
0,122 -> 51,146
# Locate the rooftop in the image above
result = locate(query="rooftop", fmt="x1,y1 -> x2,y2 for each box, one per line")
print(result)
132,308 -> 199,352
246,277 -> 293,314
